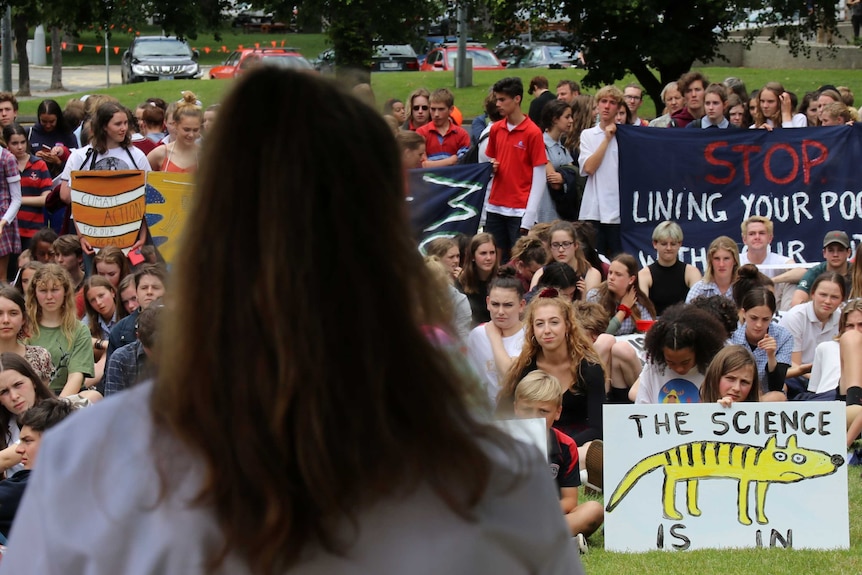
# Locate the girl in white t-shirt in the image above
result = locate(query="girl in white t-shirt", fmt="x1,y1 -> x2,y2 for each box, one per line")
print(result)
59,102 -> 150,257
633,304 -> 726,404
467,268 -> 526,405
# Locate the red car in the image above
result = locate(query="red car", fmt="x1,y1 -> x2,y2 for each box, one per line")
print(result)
419,43 -> 505,71
209,48 -> 313,79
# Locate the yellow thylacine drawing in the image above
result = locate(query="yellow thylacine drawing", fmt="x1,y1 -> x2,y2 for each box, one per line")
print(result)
605,434 -> 844,525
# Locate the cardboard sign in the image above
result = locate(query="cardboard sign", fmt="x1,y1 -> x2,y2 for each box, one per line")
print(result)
145,172 -> 195,264
603,403 -> 848,552
70,170 -> 146,251
495,417 -> 548,461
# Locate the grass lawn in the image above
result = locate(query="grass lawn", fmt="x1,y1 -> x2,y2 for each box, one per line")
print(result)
18,65 -> 861,119
579,467 -> 862,574
17,31 -> 861,119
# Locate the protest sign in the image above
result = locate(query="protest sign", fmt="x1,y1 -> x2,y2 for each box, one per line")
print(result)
145,172 -> 195,264
617,125 -> 862,269
406,163 -> 492,251
70,170 -> 146,251
603,402 -> 848,552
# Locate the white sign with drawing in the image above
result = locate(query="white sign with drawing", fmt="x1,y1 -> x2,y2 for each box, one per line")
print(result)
603,403 -> 848,552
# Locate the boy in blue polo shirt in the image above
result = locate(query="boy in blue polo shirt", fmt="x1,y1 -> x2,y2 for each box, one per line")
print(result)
513,370 -> 604,552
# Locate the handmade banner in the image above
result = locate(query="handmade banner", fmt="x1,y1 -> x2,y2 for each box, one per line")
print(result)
617,124 -> 862,269
145,172 -> 195,264
407,163 -> 492,251
603,402 -> 848,552
70,170 -> 146,251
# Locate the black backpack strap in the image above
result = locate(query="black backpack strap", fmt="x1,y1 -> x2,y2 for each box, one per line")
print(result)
79,147 -> 95,170
123,146 -> 139,170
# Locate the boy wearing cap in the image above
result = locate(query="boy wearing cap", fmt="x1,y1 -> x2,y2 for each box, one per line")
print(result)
790,230 -> 852,307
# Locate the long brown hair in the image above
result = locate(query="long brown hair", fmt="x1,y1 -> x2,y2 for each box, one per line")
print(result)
700,345 -> 761,403
0,352 -> 55,449
151,68 -> 509,574
497,293 -> 604,414
25,264 -> 78,348
593,253 -> 656,320
82,276 -> 120,339
704,235 -> 740,284
754,82 -> 785,128
459,232 -> 498,295
850,244 -> 862,300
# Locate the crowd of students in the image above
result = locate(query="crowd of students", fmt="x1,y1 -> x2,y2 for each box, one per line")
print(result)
389,71 -> 862,549
0,63 -> 856,565
0,89 -> 210,544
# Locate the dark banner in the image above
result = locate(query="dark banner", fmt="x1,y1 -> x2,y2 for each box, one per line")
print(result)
407,163 -> 493,251
616,124 -> 862,268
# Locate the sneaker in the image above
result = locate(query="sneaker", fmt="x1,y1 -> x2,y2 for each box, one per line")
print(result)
848,448 -> 862,466
574,533 -> 588,554
584,440 -> 603,495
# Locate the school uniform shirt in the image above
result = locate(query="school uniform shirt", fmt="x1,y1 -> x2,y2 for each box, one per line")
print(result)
549,428 -> 580,492
778,302 -> 840,365
485,117 -> 546,214
577,125 -> 620,224
807,340 -> 841,394
416,120 -> 470,161
730,323 -> 793,393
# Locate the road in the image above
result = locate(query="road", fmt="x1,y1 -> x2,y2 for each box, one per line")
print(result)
9,64 -> 213,100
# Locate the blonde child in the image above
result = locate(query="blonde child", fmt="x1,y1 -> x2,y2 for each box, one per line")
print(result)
513,369 -> 604,550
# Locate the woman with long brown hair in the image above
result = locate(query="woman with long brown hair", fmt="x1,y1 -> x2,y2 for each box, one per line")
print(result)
497,291 -> 607,453
1,68 -> 579,573
458,232 -> 499,326
587,253 -> 655,336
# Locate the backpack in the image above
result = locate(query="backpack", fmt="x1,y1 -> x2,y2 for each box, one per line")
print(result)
457,131 -> 490,165
548,164 -> 585,221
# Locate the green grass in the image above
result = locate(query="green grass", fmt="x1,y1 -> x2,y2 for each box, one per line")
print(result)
17,32 -> 862,119
579,469 -> 862,574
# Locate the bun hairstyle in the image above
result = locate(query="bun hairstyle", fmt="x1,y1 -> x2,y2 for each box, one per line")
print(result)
510,236 -> 547,267
489,266 -> 525,298
174,91 -> 203,123
732,264 -> 773,309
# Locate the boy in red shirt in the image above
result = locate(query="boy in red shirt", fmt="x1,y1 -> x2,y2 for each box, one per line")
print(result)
484,77 -> 547,262
416,88 -> 470,168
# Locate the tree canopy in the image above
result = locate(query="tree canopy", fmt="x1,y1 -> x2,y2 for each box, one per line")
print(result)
491,0 -> 842,115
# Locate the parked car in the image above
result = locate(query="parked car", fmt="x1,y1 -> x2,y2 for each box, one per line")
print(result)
210,48 -> 313,79
232,7 -> 274,27
372,44 -> 420,72
419,43 -> 505,71
503,43 -> 584,69
312,45 -> 420,74
120,36 -> 201,84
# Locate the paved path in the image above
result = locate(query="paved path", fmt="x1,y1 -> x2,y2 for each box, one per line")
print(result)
7,64 -> 213,100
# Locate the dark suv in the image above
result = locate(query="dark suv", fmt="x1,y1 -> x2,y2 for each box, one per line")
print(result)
121,36 -> 201,84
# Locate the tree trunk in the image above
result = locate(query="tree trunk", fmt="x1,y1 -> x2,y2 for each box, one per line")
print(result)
13,15 -> 29,97
50,26 -> 63,90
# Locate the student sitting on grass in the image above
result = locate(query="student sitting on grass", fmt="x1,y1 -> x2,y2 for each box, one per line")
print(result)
700,345 -> 761,406
513,369 -> 604,552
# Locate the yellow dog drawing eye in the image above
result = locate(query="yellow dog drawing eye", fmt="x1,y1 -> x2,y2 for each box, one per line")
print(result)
605,434 -> 844,525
